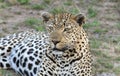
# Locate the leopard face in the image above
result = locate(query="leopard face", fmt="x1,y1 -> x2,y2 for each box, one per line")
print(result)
42,13 -> 85,52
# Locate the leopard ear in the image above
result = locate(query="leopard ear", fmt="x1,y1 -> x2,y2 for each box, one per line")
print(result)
74,14 -> 85,26
41,12 -> 52,22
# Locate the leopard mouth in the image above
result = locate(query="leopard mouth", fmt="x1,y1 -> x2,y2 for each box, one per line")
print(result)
52,47 -> 68,51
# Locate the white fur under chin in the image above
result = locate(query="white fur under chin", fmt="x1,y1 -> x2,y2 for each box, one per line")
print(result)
52,50 -> 63,55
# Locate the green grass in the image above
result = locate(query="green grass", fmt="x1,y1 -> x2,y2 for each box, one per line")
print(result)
17,0 -> 30,5
115,46 -> 120,54
0,33 -> 4,37
90,20 -> 100,27
109,36 -> 120,45
24,18 -> 40,26
14,11 -> 22,15
2,28 -> 9,33
64,0 -> 72,6
92,50 -> 102,57
97,59 -> 113,69
35,26 -> 45,31
0,3 -> 9,8
114,56 -> 120,61
93,57 -> 113,74
0,69 -> 17,76
43,0 -> 51,4
24,18 -> 45,31
12,25 -> 19,30
88,6 -> 97,18
113,66 -> 120,75
68,7 -> 79,15
92,49 -> 111,59
0,0 -> 3,2
84,20 -> 100,28
31,4 -> 45,10
116,22 -> 120,29
90,39 -> 101,48
50,7 -> 66,14
93,28 -> 108,34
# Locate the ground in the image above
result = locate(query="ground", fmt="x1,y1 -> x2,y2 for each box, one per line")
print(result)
0,0 -> 120,76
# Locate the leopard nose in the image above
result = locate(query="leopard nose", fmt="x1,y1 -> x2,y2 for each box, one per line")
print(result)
52,40 -> 60,45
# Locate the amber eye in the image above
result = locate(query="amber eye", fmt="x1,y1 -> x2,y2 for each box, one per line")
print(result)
49,26 -> 54,30
47,26 -> 54,32
63,28 -> 71,32
63,28 -> 67,31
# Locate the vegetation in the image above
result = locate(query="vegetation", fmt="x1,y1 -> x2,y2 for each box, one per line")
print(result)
64,0 -> 72,6
2,28 -> 9,33
116,22 -> 120,29
0,0 -> 3,2
113,66 -> 120,75
90,39 -> 101,48
97,59 -> 113,69
114,56 -> 120,61
31,4 -> 45,10
43,0 -> 51,4
0,2 -> 9,8
93,28 -> 108,34
50,7 -> 66,14
24,18 -> 39,26
84,20 -> 100,28
69,7 -> 79,15
88,6 -> 97,18
17,0 -> 30,5
24,18 -> 45,31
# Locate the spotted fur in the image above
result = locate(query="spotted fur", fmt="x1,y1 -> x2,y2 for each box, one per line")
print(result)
0,12 -> 92,76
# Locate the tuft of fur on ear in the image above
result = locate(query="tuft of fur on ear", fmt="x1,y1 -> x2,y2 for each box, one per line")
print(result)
41,12 -> 52,22
75,14 -> 85,25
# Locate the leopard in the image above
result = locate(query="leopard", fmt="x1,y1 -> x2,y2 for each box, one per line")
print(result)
0,12 -> 92,76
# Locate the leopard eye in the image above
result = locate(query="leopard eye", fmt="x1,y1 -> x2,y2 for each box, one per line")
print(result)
49,26 -> 54,30
47,26 -> 53,32
63,28 -> 67,31
63,28 -> 70,32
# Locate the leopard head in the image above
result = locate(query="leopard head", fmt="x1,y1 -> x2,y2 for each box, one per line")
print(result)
42,12 -> 85,52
